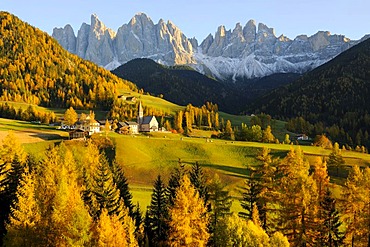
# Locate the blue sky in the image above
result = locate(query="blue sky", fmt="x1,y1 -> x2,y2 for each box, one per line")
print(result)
2,0 -> 369,41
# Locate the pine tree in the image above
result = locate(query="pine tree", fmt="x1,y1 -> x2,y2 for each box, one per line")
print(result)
168,175 -> 209,246
239,173 -> 260,220
327,142 -> 345,176
3,169 -> 42,247
93,156 -> 126,220
317,189 -> 344,246
166,159 -> 186,206
82,167 -> 100,219
189,162 -> 209,206
145,175 -> 168,246
208,174 -> 232,247
0,132 -> 27,244
111,161 -> 134,218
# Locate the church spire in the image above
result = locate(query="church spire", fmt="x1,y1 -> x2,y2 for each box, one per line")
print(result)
137,101 -> 143,125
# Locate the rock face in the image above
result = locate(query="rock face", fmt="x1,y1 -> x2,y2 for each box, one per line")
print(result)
53,13 -> 363,80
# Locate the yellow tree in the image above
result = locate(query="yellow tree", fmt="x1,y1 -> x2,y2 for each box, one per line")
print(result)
93,209 -> 138,247
0,131 -> 27,241
225,213 -> 289,246
63,106 -> 78,126
342,166 -> 370,246
168,175 -> 209,246
3,169 -> 42,247
276,147 -> 318,246
50,164 -> 92,247
262,125 -> 275,143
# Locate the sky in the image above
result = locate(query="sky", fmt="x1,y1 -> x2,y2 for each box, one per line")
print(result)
2,0 -> 369,41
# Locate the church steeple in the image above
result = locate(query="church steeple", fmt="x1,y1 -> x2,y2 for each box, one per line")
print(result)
137,101 -> 143,125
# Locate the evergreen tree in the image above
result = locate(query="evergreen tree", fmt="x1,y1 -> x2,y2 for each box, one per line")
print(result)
239,173 -> 260,220
3,169 -> 42,247
0,132 -> 27,244
189,162 -> 209,206
111,161 -> 134,218
317,189 -> 344,246
208,174 -> 232,247
327,142 -> 345,176
145,175 -> 168,246
166,159 -> 186,206
167,175 -> 209,246
82,167 -> 99,219
93,156 -> 126,220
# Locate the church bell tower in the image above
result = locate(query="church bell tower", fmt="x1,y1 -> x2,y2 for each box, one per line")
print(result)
137,101 -> 143,130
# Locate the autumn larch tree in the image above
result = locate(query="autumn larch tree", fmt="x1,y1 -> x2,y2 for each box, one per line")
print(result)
167,175 -> 209,246
3,169 -> 42,247
63,106 -> 78,127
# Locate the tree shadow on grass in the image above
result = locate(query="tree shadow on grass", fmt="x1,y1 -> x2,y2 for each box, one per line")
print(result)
201,163 -> 250,179
30,133 -> 67,141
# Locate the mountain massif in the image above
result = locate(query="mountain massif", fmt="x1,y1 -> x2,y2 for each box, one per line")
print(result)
53,13 -> 365,81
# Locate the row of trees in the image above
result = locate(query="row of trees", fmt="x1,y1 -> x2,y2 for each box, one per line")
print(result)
144,161 -> 289,246
0,133 -> 140,246
241,146 -> 370,246
0,102 -> 56,124
287,116 -> 370,150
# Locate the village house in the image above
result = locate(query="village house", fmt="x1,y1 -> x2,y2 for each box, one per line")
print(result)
116,121 -> 139,134
69,129 -> 88,140
75,115 -> 100,135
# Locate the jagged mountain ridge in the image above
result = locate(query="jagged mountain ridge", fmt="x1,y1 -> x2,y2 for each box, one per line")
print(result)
53,13 -> 366,80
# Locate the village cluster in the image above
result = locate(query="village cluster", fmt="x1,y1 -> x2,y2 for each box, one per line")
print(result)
64,102 -> 160,139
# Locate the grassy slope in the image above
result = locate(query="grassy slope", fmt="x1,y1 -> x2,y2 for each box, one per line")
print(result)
110,131 -> 370,211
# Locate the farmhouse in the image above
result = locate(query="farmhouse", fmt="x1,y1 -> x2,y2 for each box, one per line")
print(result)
117,121 -> 139,134
75,118 -> 100,136
69,129 -> 88,140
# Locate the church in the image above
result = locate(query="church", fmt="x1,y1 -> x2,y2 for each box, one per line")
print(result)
137,101 -> 159,132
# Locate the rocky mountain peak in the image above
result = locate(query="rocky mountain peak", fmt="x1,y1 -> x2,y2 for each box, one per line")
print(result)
52,24 -> 76,54
53,13 -> 364,80
257,23 -> 275,37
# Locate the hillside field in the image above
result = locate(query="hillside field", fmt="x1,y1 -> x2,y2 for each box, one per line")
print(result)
1,116 -> 369,212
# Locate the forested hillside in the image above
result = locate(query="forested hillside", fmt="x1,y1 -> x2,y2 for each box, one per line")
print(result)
112,58 -> 300,114
112,58 -> 239,111
0,12 -> 136,110
249,37 -> 370,148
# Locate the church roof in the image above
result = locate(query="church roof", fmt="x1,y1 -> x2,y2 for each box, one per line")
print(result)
142,116 -> 156,124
